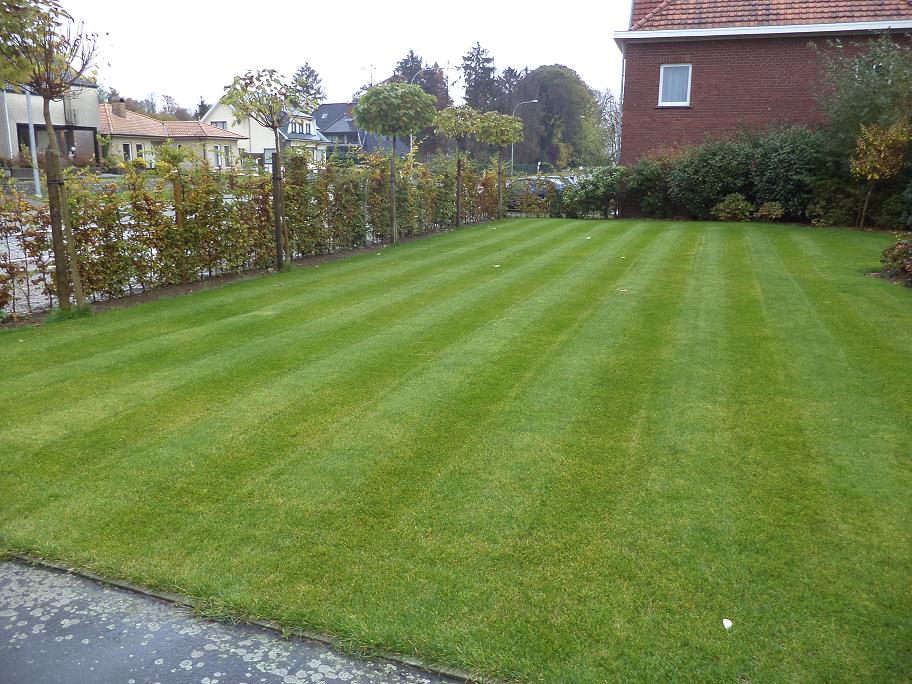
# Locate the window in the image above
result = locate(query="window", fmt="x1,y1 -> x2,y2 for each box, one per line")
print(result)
305,123 -> 311,134
213,144 -> 221,168
223,146 -> 231,167
122,143 -> 131,161
212,120 -> 227,130
135,143 -> 144,159
658,64 -> 692,107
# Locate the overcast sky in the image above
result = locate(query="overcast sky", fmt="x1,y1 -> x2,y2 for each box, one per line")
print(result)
65,0 -> 632,110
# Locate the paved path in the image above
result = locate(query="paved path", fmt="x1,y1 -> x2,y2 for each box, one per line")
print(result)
0,560 -> 460,684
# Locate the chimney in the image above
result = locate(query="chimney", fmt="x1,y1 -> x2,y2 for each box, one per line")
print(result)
112,98 -> 127,118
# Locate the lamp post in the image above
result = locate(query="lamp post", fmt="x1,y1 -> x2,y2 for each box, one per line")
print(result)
510,99 -> 537,178
409,66 -> 444,154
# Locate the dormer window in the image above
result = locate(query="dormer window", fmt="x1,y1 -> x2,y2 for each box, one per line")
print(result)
658,64 -> 692,107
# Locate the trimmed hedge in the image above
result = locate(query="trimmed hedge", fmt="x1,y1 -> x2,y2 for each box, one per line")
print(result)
1,152 -> 500,317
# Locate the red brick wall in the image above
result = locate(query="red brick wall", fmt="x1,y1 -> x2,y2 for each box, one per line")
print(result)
619,36 -> 835,165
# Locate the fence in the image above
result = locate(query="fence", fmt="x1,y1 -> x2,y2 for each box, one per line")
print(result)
0,152 -> 501,317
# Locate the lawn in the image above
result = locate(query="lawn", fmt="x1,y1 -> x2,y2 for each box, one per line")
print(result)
1,218 -> 910,682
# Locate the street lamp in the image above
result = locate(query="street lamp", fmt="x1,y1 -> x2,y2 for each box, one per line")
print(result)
510,99 -> 538,177
409,66 -> 445,154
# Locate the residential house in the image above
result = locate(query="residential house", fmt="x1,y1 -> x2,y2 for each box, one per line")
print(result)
314,103 -> 411,157
1,84 -> 100,164
615,0 -> 912,165
98,101 -> 245,168
201,100 -> 329,166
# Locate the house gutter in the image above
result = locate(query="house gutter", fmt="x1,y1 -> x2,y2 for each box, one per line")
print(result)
614,19 -> 912,46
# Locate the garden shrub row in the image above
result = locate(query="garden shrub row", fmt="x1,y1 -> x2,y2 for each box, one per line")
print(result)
0,152 -> 500,316
550,125 -> 911,231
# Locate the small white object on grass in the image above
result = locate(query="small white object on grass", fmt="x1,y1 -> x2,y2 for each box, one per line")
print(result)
586,236 -> 592,240
621,256 -> 627,259
494,264 -> 501,268
723,618 -> 733,630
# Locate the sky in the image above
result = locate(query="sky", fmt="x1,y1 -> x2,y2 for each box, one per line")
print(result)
65,0 -> 632,110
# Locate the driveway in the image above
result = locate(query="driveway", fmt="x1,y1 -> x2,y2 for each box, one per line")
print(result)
0,560 -> 462,684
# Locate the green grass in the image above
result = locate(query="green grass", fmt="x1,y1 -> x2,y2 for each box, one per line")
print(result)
1,219 -> 910,682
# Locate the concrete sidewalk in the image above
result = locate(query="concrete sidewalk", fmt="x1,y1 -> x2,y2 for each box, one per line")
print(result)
0,560 -> 461,684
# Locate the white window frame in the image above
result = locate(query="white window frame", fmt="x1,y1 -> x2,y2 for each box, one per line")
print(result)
658,63 -> 692,107
122,143 -> 132,161
213,144 -> 221,168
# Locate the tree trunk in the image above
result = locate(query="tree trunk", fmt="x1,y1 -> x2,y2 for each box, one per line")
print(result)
390,136 -> 398,244
858,184 -> 873,230
271,150 -> 284,271
44,149 -> 71,308
43,99 -> 84,307
273,129 -> 290,265
497,152 -> 504,220
456,145 -> 463,227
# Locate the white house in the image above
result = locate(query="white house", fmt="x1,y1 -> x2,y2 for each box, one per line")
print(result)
99,101 -> 245,168
202,99 -> 329,166
1,84 -> 100,164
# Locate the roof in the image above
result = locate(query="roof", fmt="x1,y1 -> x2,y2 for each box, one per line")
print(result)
313,103 -> 353,133
98,104 -> 246,140
279,124 -> 331,144
629,0 -> 912,31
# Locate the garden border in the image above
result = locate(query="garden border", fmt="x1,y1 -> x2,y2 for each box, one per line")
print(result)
8,552 -> 483,684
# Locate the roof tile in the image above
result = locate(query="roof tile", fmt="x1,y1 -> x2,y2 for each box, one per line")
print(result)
98,104 -> 245,140
630,0 -> 912,31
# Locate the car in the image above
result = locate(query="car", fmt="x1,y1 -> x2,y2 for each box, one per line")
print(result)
506,176 -> 566,210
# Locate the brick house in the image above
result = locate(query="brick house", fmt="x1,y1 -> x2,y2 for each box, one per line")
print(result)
615,0 -> 912,165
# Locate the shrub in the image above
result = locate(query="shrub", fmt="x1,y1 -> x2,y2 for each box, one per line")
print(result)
751,126 -> 826,220
627,155 -> 676,218
712,193 -> 755,222
668,137 -> 755,219
900,181 -> 912,230
881,236 -> 912,283
561,165 -> 628,218
754,201 -> 785,222
807,179 -> 858,227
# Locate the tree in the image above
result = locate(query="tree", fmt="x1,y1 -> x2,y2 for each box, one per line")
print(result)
475,111 -> 523,219
817,38 -> 912,151
851,118 -> 912,228
194,96 -> 210,119
434,105 -> 480,226
511,65 -> 602,168
593,88 -> 622,162
0,0 -> 59,86
353,83 -> 437,243
12,6 -> 96,309
223,69 -> 318,269
496,66 -> 527,111
461,43 -> 501,112
291,63 -> 325,107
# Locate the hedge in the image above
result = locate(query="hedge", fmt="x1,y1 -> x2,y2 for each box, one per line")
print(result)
0,151 -> 500,317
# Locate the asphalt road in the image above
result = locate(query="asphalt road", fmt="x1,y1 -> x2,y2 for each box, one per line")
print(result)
0,560 -> 461,684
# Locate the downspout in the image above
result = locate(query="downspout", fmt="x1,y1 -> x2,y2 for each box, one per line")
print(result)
617,40 -> 626,165
1,90 -> 13,158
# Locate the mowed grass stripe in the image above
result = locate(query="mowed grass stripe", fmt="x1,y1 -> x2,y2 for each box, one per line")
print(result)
114,221 -> 689,672
1,219 -> 909,683
731,226 -> 909,680
1,222 -> 656,534
0,219 -> 549,374
0,219 -> 550,384
0,219 -> 588,450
